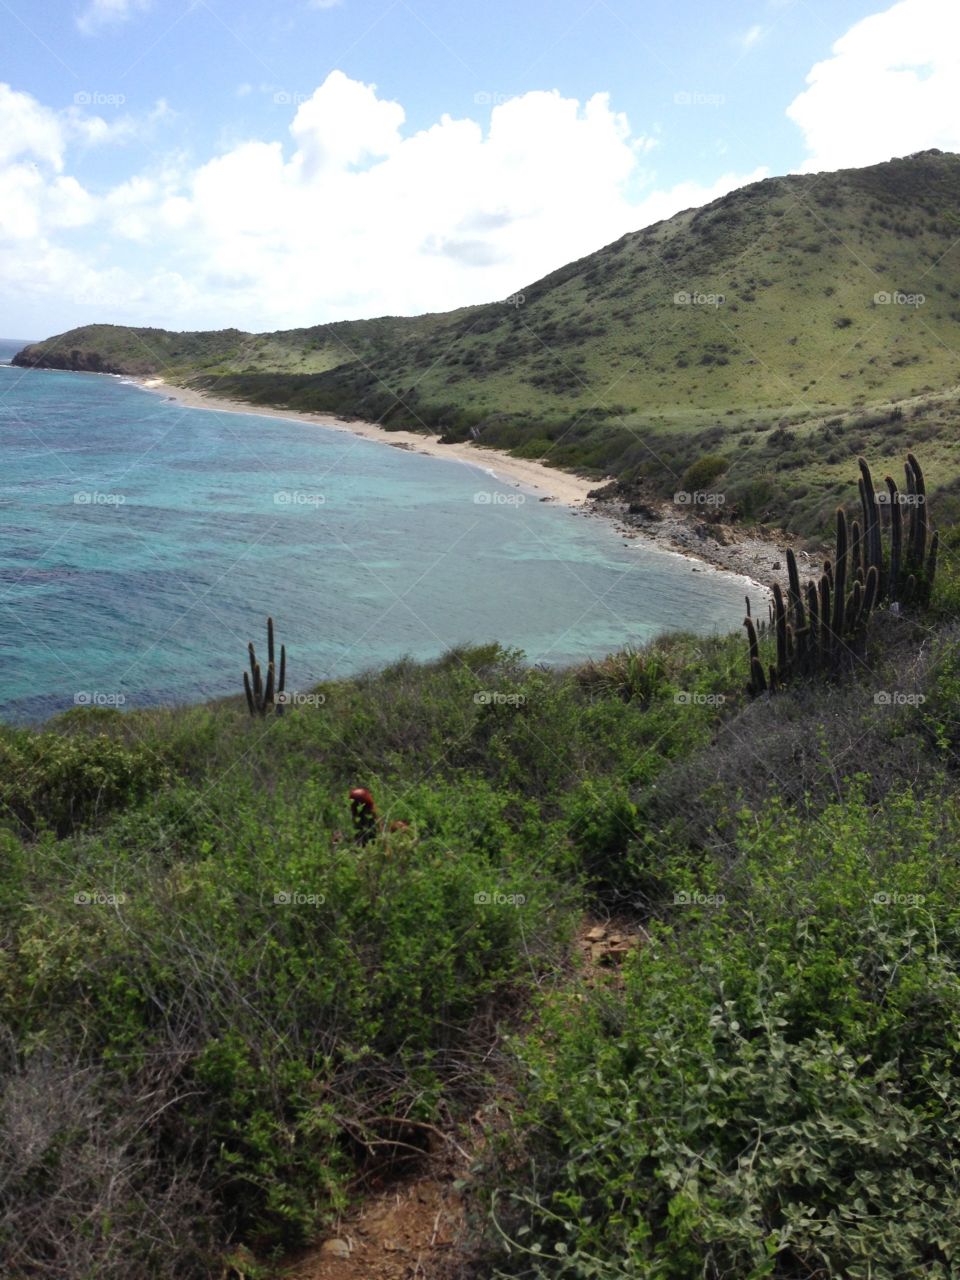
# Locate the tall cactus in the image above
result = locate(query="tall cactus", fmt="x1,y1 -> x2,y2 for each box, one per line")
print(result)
786,549 -> 803,618
243,616 -> 286,716
806,581 -> 821,667
744,453 -> 936,695
858,457 -> 883,589
831,508 -> 847,666
819,574 -> 832,666
907,452 -> 927,570
744,616 -> 767,695
850,518 -> 863,582
886,476 -> 902,601
925,531 -> 940,607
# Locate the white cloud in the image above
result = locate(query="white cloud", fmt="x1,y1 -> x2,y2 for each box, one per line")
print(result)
66,98 -> 172,148
787,0 -> 960,171
77,0 -> 150,34
0,72 -> 766,333
309,0 -> 343,8
0,83 -> 65,170
290,71 -> 405,174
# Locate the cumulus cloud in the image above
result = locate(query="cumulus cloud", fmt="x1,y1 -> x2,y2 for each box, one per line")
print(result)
77,0 -> 151,34
0,84 -> 65,170
290,71 -> 405,174
157,78 -> 742,328
787,0 -> 960,171
0,72 -> 765,333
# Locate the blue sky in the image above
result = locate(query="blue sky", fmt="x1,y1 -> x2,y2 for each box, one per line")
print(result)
1,0 -> 957,336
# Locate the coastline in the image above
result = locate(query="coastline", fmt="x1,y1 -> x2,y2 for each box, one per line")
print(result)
136,377 -> 790,595
138,377 -> 597,507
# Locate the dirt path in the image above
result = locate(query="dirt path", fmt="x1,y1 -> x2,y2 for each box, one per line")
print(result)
279,1175 -> 467,1280
239,916 -> 647,1280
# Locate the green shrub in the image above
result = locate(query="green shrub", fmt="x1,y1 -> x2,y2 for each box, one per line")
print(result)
920,637 -> 960,759
0,767 -> 569,1252
680,453 -> 728,493
563,783 -> 639,893
0,727 -> 165,837
480,787 -> 960,1279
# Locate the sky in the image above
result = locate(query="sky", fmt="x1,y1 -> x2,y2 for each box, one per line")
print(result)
1,0 -> 958,338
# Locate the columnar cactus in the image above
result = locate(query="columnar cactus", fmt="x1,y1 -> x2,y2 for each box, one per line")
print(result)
744,453 -> 936,694
243,616 -> 286,716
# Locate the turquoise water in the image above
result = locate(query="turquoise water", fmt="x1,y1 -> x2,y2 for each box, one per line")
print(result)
0,343 -> 751,723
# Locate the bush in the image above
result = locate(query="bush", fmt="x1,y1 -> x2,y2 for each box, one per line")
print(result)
0,802 -> 565,1251
478,788 -> 960,1279
0,1037 -> 214,1279
562,783 -> 639,894
680,453 -> 728,493
727,474 -> 783,522
5,604 -> 960,1275
0,728 -> 165,838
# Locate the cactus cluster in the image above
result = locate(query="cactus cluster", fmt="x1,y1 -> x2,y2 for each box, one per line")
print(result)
243,616 -> 286,716
745,454 -> 938,695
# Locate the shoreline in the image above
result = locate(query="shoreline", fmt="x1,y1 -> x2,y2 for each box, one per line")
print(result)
137,377 -> 598,507
135,377 -> 788,595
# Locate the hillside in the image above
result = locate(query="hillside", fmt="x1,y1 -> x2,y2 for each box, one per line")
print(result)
14,151 -> 960,542
8,313 -> 451,380
1,483 -> 959,1276
14,151 -> 960,411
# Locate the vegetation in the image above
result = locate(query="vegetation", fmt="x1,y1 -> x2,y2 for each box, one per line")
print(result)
481,787 -> 960,1279
745,453 -> 939,692
1,511 -> 959,1274
14,151 -> 960,530
244,616 -> 286,716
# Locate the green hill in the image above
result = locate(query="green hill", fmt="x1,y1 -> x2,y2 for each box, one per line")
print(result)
13,150 -> 960,532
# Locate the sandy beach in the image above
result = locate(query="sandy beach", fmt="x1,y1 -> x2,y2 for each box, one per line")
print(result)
138,377 -> 596,507
138,377 -> 791,593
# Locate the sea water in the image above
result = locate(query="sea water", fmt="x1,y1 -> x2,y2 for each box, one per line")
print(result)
0,341 -> 752,722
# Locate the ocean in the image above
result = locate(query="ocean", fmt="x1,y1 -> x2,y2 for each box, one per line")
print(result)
0,339 -> 752,723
